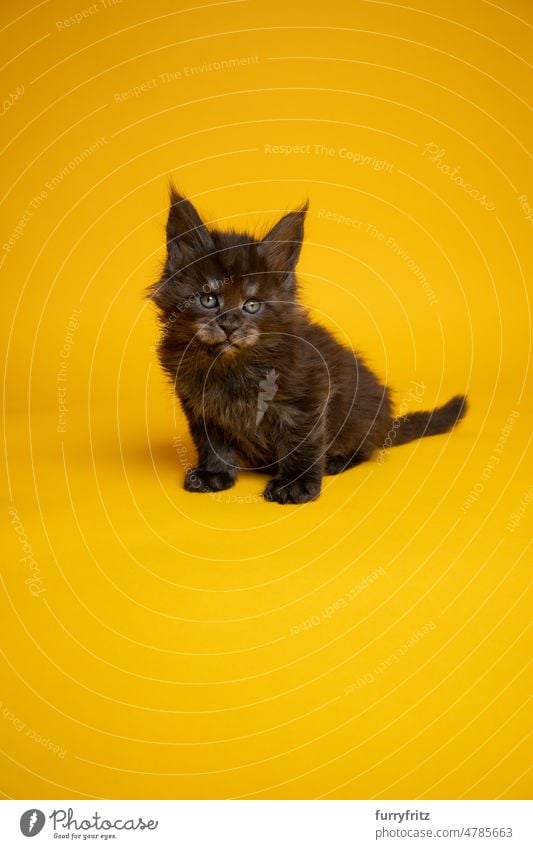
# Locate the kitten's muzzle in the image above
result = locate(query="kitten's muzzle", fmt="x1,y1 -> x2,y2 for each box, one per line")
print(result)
217,311 -> 241,339
196,312 -> 259,353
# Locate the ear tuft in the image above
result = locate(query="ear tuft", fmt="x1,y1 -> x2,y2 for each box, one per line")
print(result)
258,201 -> 308,275
166,184 -> 213,270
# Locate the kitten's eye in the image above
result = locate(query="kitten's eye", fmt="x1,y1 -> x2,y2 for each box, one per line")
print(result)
199,293 -> 219,309
243,299 -> 261,314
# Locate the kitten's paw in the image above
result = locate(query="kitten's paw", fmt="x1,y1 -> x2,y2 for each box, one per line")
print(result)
325,452 -> 367,475
185,469 -> 235,493
264,476 -> 321,504
325,456 -> 348,475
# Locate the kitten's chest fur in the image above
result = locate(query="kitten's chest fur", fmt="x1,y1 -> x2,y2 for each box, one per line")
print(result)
179,362 -> 281,444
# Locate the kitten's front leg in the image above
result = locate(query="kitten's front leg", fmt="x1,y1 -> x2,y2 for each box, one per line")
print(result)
184,417 -> 237,494
264,425 -> 325,505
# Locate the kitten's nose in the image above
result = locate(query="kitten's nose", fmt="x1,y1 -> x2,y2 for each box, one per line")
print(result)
217,311 -> 240,339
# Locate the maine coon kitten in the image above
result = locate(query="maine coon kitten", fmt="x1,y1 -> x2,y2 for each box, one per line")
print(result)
149,188 -> 467,504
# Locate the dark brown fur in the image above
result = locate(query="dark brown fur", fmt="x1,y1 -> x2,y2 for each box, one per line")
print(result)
148,188 -> 467,504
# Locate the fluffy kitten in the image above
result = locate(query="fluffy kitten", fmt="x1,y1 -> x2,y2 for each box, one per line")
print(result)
149,188 -> 467,504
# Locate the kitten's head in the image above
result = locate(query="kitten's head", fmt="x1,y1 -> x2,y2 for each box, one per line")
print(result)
150,187 -> 308,360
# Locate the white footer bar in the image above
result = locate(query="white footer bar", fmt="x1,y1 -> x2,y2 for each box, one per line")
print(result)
0,800 -> 530,848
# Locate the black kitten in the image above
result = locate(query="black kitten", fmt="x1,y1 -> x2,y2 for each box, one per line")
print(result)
149,188 -> 467,504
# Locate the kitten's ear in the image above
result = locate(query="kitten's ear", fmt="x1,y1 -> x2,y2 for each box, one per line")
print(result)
258,201 -> 308,277
166,185 -> 213,270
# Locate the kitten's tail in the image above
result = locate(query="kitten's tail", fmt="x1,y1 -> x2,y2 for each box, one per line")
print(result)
393,394 -> 468,446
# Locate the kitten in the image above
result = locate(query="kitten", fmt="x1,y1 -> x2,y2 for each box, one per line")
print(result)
149,187 -> 467,504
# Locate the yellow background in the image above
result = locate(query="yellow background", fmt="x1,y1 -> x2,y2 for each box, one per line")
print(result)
1,0 -> 531,800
